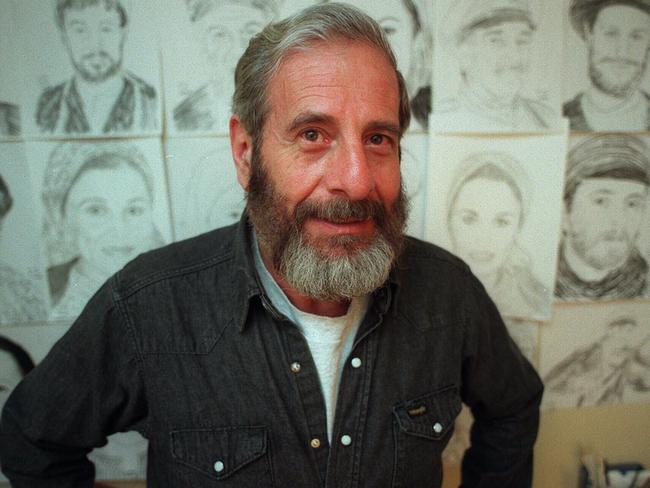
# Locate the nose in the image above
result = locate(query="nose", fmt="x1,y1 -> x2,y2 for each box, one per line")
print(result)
324,138 -> 375,201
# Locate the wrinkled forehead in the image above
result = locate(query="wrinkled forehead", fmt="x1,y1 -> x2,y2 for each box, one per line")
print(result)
577,176 -> 650,196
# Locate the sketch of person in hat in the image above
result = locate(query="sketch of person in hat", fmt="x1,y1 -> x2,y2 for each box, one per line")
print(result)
0,102 -> 20,137
556,134 -> 650,300
172,0 -> 277,133
564,0 -> 650,131
36,0 -> 158,135
328,0 -> 433,130
437,0 -> 555,131
42,142 -> 166,320
543,314 -> 650,409
446,151 -> 549,320
0,174 -> 47,326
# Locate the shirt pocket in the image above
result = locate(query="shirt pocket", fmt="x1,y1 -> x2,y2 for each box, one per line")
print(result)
170,426 -> 274,487
391,385 -> 462,488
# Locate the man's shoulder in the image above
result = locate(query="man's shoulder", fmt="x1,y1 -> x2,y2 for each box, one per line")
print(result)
400,236 -> 470,275
562,92 -> 583,116
36,81 -> 67,130
124,71 -> 157,100
115,224 -> 239,296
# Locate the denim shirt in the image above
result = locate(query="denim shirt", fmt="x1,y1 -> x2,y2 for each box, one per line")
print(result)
0,217 -> 543,487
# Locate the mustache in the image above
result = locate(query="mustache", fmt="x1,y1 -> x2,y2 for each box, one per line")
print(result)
294,198 -> 387,226
597,57 -> 641,67
595,229 -> 631,243
81,51 -> 114,62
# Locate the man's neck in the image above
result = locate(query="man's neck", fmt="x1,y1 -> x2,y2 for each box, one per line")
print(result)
562,238 -> 616,282
585,84 -> 640,112
74,71 -> 124,98
257,242 -> 350,318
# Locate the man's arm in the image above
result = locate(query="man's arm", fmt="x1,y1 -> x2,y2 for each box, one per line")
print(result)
459,276 -> 544,487
0,277 -> 148,487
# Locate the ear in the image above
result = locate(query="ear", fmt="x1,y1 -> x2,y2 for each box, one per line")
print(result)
229,115 -> 253,191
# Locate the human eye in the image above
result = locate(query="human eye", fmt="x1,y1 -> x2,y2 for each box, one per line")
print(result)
626,196 -> 644,210
301,128 -> 322,143
126,204 -> 146,217
495,216 -> 513,228
83,203 -> 108,217
460,212 -> 477,225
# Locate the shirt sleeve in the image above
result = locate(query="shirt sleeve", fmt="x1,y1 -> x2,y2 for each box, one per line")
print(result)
0,276 -> 148,487
459,274 -> 544,488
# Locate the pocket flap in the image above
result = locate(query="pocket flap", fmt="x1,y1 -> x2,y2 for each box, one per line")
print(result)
392,385 -> 461,440
171,426 -> 267,479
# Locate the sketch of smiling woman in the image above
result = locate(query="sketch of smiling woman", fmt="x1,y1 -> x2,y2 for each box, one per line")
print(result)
42,142 -> 165,320
447,152 -> 548,320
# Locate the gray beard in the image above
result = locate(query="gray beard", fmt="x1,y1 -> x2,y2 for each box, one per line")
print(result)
246,147 -> 408,301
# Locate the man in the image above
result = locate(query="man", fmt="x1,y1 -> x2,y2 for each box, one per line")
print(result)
556,134 -> 650,300
36,0 -> 157,134
334,0 -> 432,130
0,101 -> 20,136
439,0 -> 555,130
173,0 -> 277,132
564,0 -> 650,131
1,4 -> 542,487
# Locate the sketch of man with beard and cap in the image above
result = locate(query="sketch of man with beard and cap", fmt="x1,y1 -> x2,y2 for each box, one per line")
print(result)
172,0 -> 277,133
330,0 -> 433,130
437,0 -> 556,131
556,134 -> 650,300
564,0 -> 650,131
0,102 -> 20,137
36,0 -> 158,135
543,314 -> 650,408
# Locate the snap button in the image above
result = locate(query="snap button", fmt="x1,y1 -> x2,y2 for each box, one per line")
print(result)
433,422 -> 443,434
310,438 -> 321,449
291,362 -> 301,373
340,434 -> 352,446
213,460 -> 225,473
351,357 -> 362,368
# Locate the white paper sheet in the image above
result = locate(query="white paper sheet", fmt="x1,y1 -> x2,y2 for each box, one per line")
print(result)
25,138 -> 173,321
541,301 -> 650,410
433,0 -> 564,132
0,1 -> 23,138
561,0 -> 650,132
14,0 -> 162,138
556,133 -> 650,302
0,143 -> 49,326
424,132 -> 568,321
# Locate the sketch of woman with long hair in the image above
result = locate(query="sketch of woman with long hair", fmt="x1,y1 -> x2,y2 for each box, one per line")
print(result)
446,151 -> 548,320
42,142 -> 166,320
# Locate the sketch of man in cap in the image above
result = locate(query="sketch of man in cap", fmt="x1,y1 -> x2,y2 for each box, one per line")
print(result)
563,0 -> 650,131
437,0 -> 555,130
36,0 -> 158,135
172,0 -> 277,132
556,134 -> 650,300
0,102 -> 20,136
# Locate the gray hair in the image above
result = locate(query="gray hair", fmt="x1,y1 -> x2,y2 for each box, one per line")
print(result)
232,2 -> 411,145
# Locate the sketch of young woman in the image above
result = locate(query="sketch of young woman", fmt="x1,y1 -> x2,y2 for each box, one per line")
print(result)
543,315 -> 650,408
446,152 -> 548,320
0,174 -> 47,325
42,142 -> 165,320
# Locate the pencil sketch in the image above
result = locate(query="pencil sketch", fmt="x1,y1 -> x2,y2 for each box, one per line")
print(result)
447,152 -> 548,319
0,173 -> 47,326
41,142 -> 166,320
167,140 -> 246,241
436,0 -> 555,131
543,314 -> 650,408
333,0 -> 433,130
35,0 -> 157,135
89,431 -> 148,481
563,0 -> 650,131
0,335 -> 35,411
556,134 -> 650,301
400,134 -> 427,238
172,0 -> 278,133
0,102 -> 20,137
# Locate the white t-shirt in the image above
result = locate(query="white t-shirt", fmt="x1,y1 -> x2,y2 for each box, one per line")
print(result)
252,236 -> 368,442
